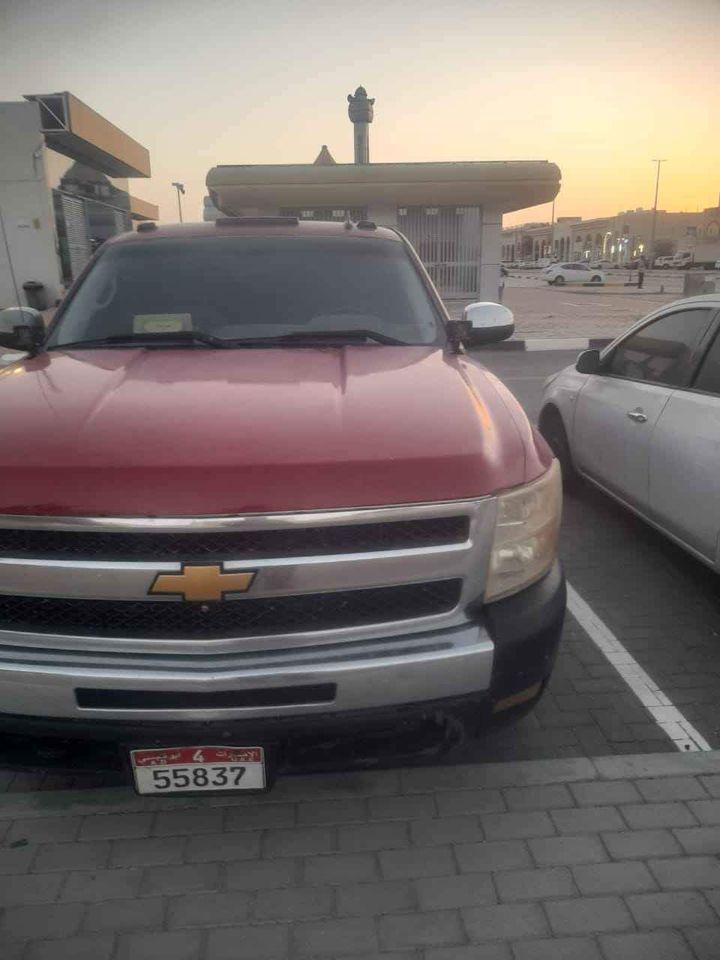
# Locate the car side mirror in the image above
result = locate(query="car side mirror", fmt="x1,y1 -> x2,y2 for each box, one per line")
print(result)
576,349 -> 601,374
447,302 -> 514,351
0,307 -> 45,353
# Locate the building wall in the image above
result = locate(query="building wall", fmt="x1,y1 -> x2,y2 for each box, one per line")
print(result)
503,209 -> 708,266
479,207 -> 502,301
0,102 -> 63,309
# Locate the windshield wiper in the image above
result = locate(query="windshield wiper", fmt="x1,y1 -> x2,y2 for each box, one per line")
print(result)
224,329 -> 407,346
50,328 -> 408,351
50,331 -> 231,350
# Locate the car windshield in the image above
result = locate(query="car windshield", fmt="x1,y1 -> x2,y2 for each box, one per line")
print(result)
47,235 -> 443,348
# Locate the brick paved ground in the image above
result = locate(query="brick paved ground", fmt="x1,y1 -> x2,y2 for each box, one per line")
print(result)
2,752 -> 720,958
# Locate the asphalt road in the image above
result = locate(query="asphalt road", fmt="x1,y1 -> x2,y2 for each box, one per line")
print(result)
2,349 -> 720,791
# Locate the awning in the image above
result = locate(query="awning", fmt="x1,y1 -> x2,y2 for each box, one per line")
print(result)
129,195 -> 159,221
207,160 -> 561,216
24,92 -> 151,179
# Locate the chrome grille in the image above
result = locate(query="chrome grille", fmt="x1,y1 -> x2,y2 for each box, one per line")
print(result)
0,580 -> 462,640
0,500 -> 495,655
0,517 -> 469,561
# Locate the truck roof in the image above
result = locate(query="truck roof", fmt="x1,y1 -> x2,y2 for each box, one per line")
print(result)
106,218 -> 401,247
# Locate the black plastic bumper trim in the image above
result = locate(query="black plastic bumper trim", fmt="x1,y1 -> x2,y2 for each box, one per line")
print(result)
76,684 -> 336,711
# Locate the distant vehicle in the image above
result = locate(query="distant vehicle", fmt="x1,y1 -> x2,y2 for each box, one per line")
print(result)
715,259 -> 720,270
543,262 -> 605,285
540,293 -> 720,572
673,251 -> 693,269
673,245 -> 720,270
590,259 -> 612,270
654,256 -> 674,269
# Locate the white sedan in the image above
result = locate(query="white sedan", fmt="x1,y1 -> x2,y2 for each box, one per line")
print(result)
543,263 -> 605,285
539,294 -> 720,570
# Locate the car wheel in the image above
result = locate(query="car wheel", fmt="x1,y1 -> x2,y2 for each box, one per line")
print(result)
539,406 -> 579,491
590,275 -> 602,283
552,275 -> 565,286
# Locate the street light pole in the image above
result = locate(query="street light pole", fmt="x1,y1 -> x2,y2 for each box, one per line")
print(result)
171,182 -> 186,223
550,197 -> 555,260
649,160 -> 667,265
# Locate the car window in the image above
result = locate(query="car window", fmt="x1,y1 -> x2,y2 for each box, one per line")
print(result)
48,236 -> 443,347
561,263 -> 573,269
692,324 -> 720,395
607,308 -> 714,387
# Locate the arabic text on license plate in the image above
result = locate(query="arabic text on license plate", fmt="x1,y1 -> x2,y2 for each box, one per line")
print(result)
130,746 -> 266,794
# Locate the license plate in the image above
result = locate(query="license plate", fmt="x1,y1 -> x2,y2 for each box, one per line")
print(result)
130,746 -> 266,795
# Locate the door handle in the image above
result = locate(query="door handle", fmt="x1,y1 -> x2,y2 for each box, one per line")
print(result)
627,409 -> 648,423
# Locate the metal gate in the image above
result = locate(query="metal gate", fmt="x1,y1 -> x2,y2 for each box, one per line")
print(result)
60,194 -> 91,280
397,206 -> 481,298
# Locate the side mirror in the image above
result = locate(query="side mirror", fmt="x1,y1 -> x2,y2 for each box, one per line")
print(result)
576,349 -> 601,374
0,307 -> 45,353
447,302 -> 514,350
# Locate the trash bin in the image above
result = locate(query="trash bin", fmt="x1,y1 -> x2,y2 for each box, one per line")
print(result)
22,281 -> 47,311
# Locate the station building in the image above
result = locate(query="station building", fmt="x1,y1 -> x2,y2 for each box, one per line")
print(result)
206,88 -> 560,301
0,91 -> 157,309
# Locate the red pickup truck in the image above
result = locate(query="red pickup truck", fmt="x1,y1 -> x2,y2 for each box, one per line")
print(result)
0,218 -> 564,794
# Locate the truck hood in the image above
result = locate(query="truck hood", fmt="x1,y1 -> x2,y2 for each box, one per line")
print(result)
0,347 -> 548,517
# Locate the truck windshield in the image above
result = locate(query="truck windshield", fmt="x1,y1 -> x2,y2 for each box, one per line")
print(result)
47,236 -> 443,348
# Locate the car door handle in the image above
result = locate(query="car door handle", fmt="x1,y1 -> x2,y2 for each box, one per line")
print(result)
627,409 -> 648,423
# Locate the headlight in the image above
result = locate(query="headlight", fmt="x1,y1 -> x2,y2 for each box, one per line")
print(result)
485,459 -> 562,602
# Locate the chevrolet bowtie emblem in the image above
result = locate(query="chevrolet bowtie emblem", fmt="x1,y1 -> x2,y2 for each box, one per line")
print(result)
149,564 -> 256,602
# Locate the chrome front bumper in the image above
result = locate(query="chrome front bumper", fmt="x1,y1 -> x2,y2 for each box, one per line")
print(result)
0,623 -> 494,722
0,500 -> 498,724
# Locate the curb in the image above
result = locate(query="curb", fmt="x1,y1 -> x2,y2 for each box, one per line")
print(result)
1,751 -> 719,816
480,338 -> 614,352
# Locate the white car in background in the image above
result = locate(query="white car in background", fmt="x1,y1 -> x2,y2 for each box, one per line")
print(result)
673,252 -> 693,269
654,255 -> 674,269
539,294 -> 720,570
543,262 -> 605,285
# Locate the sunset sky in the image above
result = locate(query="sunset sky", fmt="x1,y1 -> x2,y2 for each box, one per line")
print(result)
2,0 -> 718,227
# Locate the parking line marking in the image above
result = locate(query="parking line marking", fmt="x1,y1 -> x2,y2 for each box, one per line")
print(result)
566,582 -> 711,753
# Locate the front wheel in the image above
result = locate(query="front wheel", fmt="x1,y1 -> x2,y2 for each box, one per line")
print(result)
539,407 -> 579,491
590,275 -> 602,283
552,275 -> 565,286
